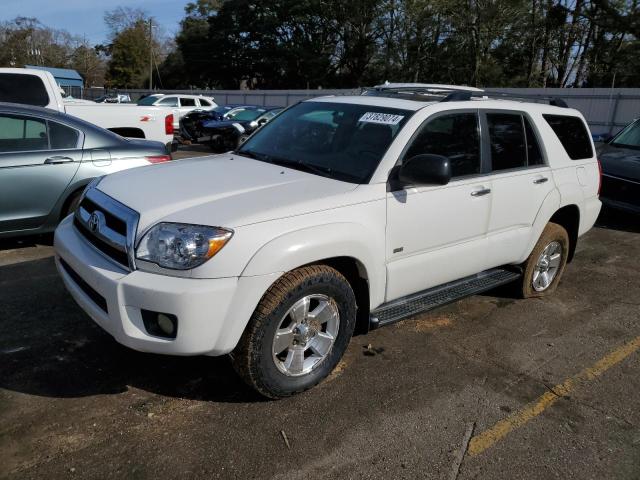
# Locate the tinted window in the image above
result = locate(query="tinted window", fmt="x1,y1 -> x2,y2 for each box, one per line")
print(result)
487,113 -> 527,171
232,109 -> 266,121
239,101 -> 411,183
157,97 -> 178,107
0,114 -> 48,152
611,120 -> 640,150
0,74 -> 50,107
404,112 -> 481,177
137,95 -> 162,106
543,114 -> 593,159
199,99 -> 212,107
180,97 -> 196,107
49,121 -> 80,149
524,116 -> 544,165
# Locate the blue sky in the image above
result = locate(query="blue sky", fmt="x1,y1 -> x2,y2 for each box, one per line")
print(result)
3,0 -> 191,44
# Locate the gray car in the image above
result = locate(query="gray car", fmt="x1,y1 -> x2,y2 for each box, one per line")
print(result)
0,103 -> 170,239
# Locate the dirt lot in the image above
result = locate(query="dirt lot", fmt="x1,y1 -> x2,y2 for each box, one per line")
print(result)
1,154 -> 639,479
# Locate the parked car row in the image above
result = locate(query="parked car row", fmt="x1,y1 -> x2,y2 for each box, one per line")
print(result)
597,118 -> 640,214
179,105 -> 283,152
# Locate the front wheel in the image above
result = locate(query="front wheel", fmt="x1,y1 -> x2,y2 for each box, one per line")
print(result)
231,265 -> 356,399
519,222 -> 569,298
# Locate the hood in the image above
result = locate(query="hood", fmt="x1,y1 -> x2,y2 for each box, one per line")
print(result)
201,119 -> 244,130
598,143 -> 640,181
96,154 -> 359,231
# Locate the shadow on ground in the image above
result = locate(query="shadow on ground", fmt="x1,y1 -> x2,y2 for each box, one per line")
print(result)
0,256 -> 262,404
595,206 -> 640,234
0,233 -> 53,252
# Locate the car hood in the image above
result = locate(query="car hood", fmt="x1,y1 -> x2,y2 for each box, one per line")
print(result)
598,143 -> 640,181
96,154 -> 359,231
201,119 -> 244,129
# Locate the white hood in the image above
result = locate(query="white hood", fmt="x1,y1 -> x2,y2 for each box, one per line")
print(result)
97,154 -> 359,231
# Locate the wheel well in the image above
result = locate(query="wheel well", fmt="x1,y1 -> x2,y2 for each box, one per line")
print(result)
310,257 -> 371,335
59,186 -> 85,220
550,205 -> 580,262
109,127 -> 145,139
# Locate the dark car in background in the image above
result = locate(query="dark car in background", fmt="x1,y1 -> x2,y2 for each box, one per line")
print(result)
0,103 -> 171,239
597,118 -> 640,214
180,105 -> 282,152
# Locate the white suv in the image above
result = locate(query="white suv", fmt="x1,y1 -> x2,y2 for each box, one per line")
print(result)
54,85 -> 601,398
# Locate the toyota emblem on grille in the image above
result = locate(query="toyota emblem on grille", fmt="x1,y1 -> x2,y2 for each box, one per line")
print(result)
88,212 -> 101,232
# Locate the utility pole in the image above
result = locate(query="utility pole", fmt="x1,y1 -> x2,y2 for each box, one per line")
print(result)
148,18 -> 153,90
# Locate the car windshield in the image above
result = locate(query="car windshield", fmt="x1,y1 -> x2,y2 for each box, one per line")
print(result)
137,96 -> 162,106
611,120 -> 640,150
237,101 -> 412,183
228,109 -> 266,121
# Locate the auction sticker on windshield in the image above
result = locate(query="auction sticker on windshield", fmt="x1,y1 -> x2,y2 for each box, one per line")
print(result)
359,112 -> 405,125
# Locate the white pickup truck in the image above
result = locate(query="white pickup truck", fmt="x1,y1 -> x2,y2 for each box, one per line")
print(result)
54,85 -> 601,398
0,68 -> 177,147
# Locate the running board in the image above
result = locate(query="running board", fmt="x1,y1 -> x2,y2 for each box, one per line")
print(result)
369,267 -> 521,329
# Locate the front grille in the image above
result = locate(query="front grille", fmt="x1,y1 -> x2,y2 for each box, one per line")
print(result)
601,174 -> 640,207
73,217 -> 130,266
73,188 -> 139,270
60,258 -> 108,313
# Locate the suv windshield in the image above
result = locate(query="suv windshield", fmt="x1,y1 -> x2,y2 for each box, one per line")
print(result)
237,102 -> 411,183
137,95 -> 162,106
611,120 -> 640,150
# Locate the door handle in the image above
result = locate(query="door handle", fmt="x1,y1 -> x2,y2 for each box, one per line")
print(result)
471,188 -> 491,197
44,156 -> 74,165
533,177 -> 549,184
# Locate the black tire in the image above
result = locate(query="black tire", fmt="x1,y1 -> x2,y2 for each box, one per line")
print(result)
519,222 -> 569,298
231,265 -> 356,399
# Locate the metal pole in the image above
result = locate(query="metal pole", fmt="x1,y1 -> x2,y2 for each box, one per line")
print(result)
148,19 -> 153,91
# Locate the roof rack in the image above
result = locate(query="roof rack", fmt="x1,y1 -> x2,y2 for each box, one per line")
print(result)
363,82 -> 570,108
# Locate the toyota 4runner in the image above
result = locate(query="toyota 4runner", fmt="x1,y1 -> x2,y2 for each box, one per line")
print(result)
54,84 -> 601,398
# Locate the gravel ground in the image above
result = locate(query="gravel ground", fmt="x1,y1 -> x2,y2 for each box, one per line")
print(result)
1,171 -> 639,479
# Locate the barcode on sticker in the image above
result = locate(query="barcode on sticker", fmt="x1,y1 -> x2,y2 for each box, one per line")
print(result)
359,112 -> 405,125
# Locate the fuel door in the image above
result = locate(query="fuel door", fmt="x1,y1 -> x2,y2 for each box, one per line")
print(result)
90,149 -> 112,167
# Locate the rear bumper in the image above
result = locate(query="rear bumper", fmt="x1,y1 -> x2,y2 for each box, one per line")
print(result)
54,216 -> 279,356
579,196 -> 602,236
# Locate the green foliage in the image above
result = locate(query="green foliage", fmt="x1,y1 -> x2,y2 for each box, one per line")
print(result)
165,0 -> 640,88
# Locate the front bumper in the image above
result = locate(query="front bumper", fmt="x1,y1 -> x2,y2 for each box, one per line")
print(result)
54,216 -> 280,356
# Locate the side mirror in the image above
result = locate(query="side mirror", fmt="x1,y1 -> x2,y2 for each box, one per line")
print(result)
397,154 -> 452,186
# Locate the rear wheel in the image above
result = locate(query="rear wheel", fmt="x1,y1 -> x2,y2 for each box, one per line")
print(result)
231,265 -> 356,399
519,222 -> 569,298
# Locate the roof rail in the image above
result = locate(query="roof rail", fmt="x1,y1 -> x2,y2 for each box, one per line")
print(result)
363,83 -> 572,108
441,91 -> 473,102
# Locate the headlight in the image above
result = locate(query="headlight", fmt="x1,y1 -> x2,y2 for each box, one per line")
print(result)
136,223 -> 233,270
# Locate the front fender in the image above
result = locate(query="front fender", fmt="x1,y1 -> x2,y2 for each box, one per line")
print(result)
241,223 -> 386,309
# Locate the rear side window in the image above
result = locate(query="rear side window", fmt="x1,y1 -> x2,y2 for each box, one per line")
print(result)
180,97 -> 196,107
0,114 -> 48,152
405,112 -> 481,178
524,116 -> 544,166
487,113 -> 527,171
49,121 -> 80,149
199,99 -> 211,107
0,74 -> 50,107
543,114 -> 593,160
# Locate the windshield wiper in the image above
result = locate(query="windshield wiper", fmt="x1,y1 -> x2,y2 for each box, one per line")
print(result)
268,156 -> 333,177
233,149 -> 264,160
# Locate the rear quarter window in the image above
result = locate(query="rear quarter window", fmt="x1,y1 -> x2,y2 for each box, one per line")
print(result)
543,114 -> 593,160
0,73 -> 50,107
